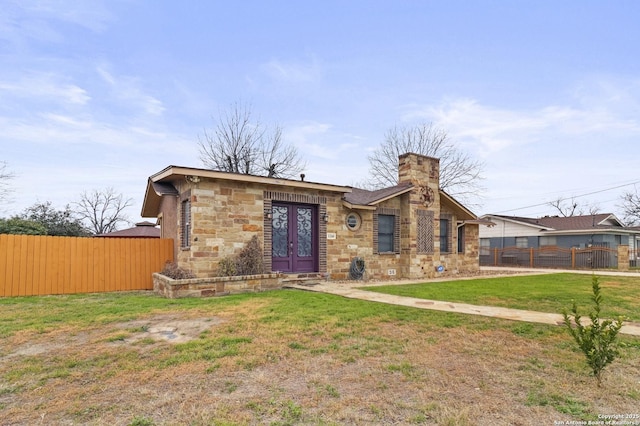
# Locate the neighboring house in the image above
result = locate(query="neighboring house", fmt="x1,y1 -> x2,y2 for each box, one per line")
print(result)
479,213 -> 640,267
141,153 -> 485,280
95,221 -> 161,238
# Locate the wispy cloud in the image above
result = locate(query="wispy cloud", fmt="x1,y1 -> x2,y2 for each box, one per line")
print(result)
403,77 -> 640,158
97,66 -> 166,116
261,56 -> 323,84
0,72 -> 90,105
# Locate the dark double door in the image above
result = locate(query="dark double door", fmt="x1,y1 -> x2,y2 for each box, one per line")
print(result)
271,203 -> 318,273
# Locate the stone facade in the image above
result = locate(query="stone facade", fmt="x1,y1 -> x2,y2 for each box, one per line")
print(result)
153,272 -> 283,298
142,153 -> 482,282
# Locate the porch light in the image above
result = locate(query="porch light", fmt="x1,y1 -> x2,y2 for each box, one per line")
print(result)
323,213 -> 329,222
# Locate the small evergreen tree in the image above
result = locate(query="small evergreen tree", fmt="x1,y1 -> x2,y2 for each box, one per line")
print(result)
563,276 -> 624,386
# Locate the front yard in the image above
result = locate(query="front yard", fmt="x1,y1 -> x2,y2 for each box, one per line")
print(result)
1,274 -> 639,425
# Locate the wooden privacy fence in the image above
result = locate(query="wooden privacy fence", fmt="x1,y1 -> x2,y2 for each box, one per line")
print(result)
0,235 -> 174,297
480,245 -> 622,269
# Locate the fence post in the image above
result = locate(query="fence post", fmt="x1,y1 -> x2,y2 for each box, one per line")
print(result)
494,247 -> 498,266
529,248 -> 534,268
618,245 -> 629,271
571,247 -> 576,269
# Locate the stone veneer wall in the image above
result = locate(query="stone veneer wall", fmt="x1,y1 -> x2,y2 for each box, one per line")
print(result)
153,272 -> 283,298
618,245 -> 629,271
175,179 -> 266,277
172,177 -> 347,279
400,154 -> 443,279
162,152 -> 480,281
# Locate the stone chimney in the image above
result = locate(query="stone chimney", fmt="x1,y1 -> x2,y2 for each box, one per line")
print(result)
398,152 -> 440,187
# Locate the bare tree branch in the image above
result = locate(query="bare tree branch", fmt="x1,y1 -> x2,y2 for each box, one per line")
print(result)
619,186 -> 640,226
74,188 -> 133,234
366,123 -> 484,205
198,102 -> 305,178
548,197 -> 601,217
0,161 -> 16,207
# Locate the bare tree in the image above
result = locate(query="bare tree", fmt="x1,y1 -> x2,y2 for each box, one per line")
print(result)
365,123 -> 484,204
198,102 -> 305,178
548,197 -> 601,217
0,161 -> 15,205
619,186 -> 640,226
74,188 -> 133,234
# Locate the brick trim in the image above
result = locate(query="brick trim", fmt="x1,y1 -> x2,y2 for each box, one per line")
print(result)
263,191 -> 327,273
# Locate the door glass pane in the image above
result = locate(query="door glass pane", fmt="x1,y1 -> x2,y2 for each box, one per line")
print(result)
272,206 -> 289,258
297,207 -> 312,257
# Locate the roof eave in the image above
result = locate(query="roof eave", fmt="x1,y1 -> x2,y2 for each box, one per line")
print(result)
152,166 -> 352,193
342,200 -> 377,211
367,186 -> 414,205
542,228 -> 640,235
481,214 -> 551,231
141,179 -> 159,218
440,191 -> 476,220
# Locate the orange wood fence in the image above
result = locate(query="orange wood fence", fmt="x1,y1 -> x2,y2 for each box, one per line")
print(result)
0,235 -> 174,297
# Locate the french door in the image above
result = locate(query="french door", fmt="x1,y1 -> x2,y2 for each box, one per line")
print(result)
271,203 -> 318,273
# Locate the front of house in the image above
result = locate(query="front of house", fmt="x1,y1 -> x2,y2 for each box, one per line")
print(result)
141,153 -> 483,280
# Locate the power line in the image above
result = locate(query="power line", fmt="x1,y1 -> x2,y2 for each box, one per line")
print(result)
494,180 -> 640,214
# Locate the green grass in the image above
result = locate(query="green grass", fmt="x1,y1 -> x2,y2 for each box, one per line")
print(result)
0,291 -> 249,338
363,273 -> 640,321
1,274 -> 640,424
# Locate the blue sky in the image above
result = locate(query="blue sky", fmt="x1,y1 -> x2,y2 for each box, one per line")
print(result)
2,0 -> 640,225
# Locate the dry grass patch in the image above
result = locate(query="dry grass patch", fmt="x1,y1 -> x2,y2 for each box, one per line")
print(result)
1,289 -> 639,425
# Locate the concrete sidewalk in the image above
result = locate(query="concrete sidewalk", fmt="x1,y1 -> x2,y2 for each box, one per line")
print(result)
285,269 -> 640,337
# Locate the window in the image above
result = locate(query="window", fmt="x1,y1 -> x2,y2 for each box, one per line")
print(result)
157,214 -> 164,239
440,219 -> 449,253
345,212 -> 361,231
378,214 -> 395,253
457,225 -> 464,253
374,208 -> 399,254
539,236 -> 556,247
181,199 -> 191,248
480,239 -> 491,256
516,237 -> 528,248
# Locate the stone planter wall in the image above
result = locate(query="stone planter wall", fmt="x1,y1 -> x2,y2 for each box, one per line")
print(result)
153,272 -> 284,298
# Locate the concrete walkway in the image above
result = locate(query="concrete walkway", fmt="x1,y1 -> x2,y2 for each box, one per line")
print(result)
285,268 -> 640,337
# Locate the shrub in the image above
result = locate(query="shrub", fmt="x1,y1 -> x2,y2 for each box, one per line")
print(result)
160,261 -> 195,280
217,256 -> 237,277
0,217 -> 47,235
217,235 -> 264,277
562,276 -> 624,386
236,235 -> 263,275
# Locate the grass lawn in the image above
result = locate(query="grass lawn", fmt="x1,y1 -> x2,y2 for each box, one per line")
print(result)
0,273 -> 639,425
364,273 -> 640,321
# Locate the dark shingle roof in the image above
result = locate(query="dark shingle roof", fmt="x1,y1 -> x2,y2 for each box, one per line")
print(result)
491,214 -> 623,231
344,182 -> 413,206
96,221 -> 161,238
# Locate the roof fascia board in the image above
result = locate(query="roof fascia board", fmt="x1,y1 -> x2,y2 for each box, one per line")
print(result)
153,166 -> 352,193
483,214 -> 550,231
367,186 -> 414,205
342,200 -> 377,211
440,191 -> 476,219
541,229 -> 640,235
598,214 -> 624,227
141,179 -> 161,217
